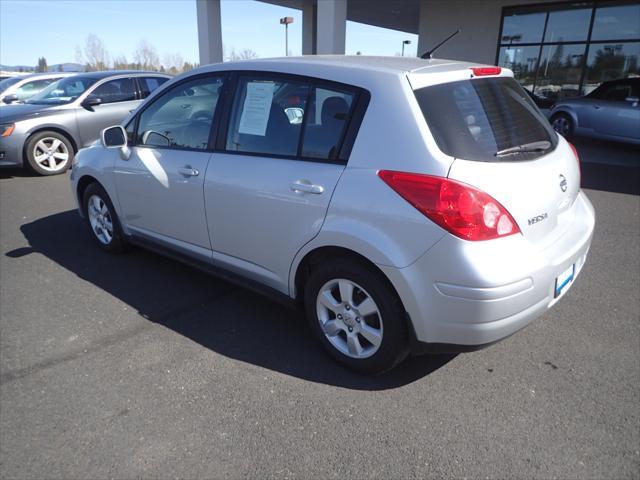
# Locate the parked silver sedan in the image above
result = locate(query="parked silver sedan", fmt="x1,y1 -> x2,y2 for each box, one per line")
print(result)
550,78 -> 640,145
0,71 -> 170,175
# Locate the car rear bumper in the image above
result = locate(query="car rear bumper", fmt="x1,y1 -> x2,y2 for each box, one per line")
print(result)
380,190 -> 595,349
0,134 -> 26,167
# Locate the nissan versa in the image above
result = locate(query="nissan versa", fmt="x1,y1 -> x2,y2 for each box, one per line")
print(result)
70,56 -> 595,374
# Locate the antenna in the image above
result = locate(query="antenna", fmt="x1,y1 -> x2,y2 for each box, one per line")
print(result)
420,30 -> 460,59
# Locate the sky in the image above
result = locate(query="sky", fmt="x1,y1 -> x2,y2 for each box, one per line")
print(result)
0,0 -> 418,67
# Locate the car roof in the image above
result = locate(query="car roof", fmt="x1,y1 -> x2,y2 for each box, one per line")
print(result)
196,55 -> 484,76
73,70 -> 171,79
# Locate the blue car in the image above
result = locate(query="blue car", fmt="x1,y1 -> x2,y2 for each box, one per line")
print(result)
549,78 -> 640,145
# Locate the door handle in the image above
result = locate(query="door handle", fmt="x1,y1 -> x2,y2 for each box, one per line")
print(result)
178,166 -> 199,177
593,105 -> 601,109
290,181 -> 324,194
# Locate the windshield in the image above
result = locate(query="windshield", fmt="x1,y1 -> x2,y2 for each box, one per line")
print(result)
0,76 -> 23,94
414,77 -> 557,162
25,76 -> 98,105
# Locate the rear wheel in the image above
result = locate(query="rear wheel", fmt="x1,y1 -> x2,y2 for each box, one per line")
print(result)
551,113 -> 574,138
25,131 -> 74,175
304,258 -> 409,374
82,183 -> 128,253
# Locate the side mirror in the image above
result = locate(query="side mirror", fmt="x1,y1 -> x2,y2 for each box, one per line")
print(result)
141,130 -> 171,147
82,95 -> 102,108
101,125 -> 127,148
2,94 -> 18,104
625,96 -> 639,106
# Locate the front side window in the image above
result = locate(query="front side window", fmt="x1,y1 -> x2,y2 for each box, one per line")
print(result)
139,76 -> 170,99
92,78 -> 136,104
414,77 -> 557,162
589,80 -> 638,101
226,76 -> 310,157
136,75 -> 224,150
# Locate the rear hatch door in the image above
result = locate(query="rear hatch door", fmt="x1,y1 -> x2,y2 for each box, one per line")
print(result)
413,74 -> 580,247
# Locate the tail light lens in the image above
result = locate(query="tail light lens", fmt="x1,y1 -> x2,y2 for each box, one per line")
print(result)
378,170 -> 520,241
568,142 -> 581,187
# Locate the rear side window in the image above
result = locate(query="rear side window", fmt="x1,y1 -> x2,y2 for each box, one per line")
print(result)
93,78 -> 136,104
225,75 -> 357,161
414,77 -> 557,162
226,76 -> 310,157
301,87 -> 354,159
139,76 -> 169,99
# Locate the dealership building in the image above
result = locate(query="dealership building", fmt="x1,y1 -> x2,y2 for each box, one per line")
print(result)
197,0 -> 640,101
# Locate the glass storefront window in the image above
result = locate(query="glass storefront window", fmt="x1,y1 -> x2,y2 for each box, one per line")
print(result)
535,44 -> 587,101
501,12 -> 546,44
591,4 -> 640,41
498,45 -> 540,90
583,42 -> 640,93
544,8 -> 592,42
498,2 -> 640,100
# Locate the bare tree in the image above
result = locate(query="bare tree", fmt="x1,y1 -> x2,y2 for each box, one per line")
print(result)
134,39 -> 160,71
84,34 -> 109,71
238,49 -> 258,60
163,52 -> 184,75
112,54 -> 129,70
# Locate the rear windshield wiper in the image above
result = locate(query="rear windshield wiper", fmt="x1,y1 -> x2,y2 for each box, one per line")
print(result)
495,140 -> 551,157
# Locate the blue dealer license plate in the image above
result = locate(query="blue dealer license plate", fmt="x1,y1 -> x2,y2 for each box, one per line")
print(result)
555,264 -> 575,298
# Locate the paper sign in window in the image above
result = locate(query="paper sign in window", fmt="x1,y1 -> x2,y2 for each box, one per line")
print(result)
238,82 -> 274,136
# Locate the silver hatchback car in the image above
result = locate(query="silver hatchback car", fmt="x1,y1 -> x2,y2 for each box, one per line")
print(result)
70,56 -> 595,374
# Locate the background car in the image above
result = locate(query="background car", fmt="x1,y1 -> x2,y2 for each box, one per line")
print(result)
0,71 -> 170,175
549,78 -> 640,145
0,72 -> 73,104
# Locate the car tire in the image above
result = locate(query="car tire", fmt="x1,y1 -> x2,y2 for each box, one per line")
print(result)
551,113 -> 575,138
304,258 -> 409,374
25,130 -> 74,176
82,182 -> 128,253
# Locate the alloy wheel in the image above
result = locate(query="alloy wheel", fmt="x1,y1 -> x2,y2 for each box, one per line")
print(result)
316,278 -> 383,359
32,137 -> 70,173
87,195 -> 114,245
552,116 -> 571,136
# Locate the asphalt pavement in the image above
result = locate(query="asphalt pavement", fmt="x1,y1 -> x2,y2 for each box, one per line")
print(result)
0,143 -> 638,479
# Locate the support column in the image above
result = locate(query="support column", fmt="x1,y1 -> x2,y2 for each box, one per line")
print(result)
197,0 -> 223,65
417,0 -> 430,58
316,0 -> 346,55
302,0 -> 317,55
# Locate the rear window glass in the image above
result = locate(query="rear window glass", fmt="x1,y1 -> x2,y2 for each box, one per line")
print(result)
414,77 -> 557,162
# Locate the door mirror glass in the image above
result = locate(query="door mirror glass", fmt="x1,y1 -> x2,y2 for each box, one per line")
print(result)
2,94 -> 18,104
102,125 -> 127,148
141,130 -> 172,147
82,95 -> 102,108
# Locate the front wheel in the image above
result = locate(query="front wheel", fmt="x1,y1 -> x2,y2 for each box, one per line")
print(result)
304,259 -> 409,374
83,183 -> 128,253
551,113 -> 574,138
25,131 -> 74,175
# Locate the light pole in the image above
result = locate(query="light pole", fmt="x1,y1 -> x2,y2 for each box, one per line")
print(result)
402,40 -> 412,57
280,17 -> 294,56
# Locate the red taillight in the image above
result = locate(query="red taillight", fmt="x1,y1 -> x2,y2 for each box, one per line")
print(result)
470,67 -> 502,77
568,142 -> 581,186
378,170 -> 520,241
